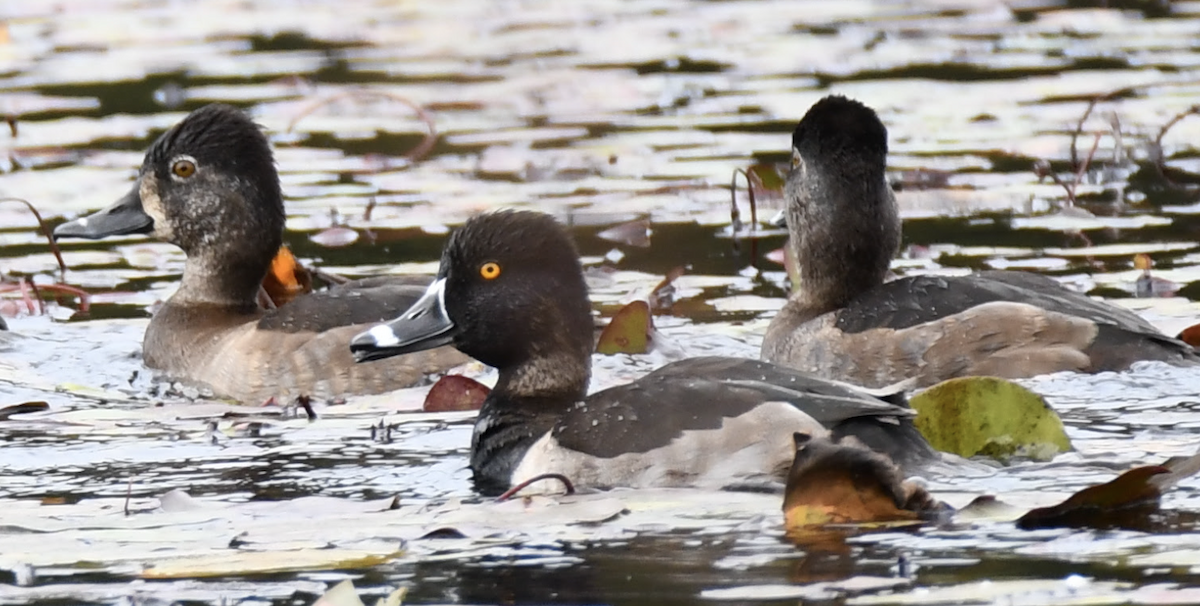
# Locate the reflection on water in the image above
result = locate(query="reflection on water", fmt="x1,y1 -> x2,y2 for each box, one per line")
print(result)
3,0 -> 1200,604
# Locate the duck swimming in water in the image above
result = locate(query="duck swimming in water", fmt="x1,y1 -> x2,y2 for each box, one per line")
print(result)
761,95 -> 1199,389
349,209 -> 937,493
54,104 -> 465,403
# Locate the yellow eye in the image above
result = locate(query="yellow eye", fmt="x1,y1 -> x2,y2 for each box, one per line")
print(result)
480,262 -> 501,280
791,150 -> 802,169
172,159 -> 196,178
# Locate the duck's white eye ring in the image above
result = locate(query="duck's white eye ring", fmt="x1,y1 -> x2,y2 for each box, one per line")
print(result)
791,149 -> 802,169
172,158 -> 197,178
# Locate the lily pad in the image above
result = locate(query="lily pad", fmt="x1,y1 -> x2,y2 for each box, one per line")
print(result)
908,376 -> 1071,462
1177,322 -> 1200,347
423,374 -> 490,412
596,300 -> 651,355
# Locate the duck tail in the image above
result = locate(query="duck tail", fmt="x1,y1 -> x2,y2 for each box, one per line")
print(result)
830,416 -> 935,474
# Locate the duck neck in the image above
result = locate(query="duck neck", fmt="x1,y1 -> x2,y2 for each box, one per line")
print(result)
469,318 -> 593,491
785,159 -> 899,317
172,254 -> 269,311
494,351 -> 590,403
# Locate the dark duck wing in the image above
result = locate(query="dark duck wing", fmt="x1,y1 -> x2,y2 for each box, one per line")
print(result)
553,356 -> 934,473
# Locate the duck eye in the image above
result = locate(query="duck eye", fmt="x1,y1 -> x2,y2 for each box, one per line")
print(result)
172,159 -> 196,178
791,150 -> 802,169
480,262 -> 501,280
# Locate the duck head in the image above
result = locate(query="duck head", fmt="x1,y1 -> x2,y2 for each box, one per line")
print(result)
351,210 -> 595,395
55,104 -> 284,302
784,95 -> 900,307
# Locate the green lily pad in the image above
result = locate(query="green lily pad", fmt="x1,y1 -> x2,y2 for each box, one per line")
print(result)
909,376 -> 1071,462
596,300 -> 650,355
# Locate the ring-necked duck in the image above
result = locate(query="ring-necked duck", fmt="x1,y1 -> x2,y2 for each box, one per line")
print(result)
761,95 -> 1199,389
348,210 -> 935,493
54,104 -> 465,403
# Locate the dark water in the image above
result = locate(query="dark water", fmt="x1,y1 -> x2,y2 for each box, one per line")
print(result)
4,0 -> 1200,604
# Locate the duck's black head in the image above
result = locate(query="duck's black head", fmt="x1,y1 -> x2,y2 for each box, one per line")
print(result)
352,210 -> 595,397
791,95 -> 889,167
784,95 -> 899,309
56,104 -> 283,300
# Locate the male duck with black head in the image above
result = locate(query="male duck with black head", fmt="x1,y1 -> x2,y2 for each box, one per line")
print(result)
55,104 -> 465,403
762,95 -> 1199,389
349,210 -> 937,493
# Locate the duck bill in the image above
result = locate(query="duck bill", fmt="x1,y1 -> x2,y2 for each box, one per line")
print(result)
53,183 -> 153,240
350,277 -> 457,363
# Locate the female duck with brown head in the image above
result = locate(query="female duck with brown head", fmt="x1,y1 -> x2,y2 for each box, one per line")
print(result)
349,210 -> 937,494
761,95 -> 1199,389
55,104 -> 465,403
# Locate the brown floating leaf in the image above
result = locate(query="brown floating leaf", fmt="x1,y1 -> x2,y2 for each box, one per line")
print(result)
423,375 -> 490,412
1177,323 -> 1200,348
260,246 -> 313,308
1016,465 -> 1169,530
596,218 -> 651,248
0,401 -> 49,420
596,300 -> 651,355
783,434 -> 943,534
1015,448 -> 1200,530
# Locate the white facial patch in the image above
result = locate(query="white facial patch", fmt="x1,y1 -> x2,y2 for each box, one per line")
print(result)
140,174 -> 174,241
408,277 -> 447,320
366,324 -> 400,347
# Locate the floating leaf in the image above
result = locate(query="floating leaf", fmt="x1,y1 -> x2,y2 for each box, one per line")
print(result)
1178,323 -> 1200,348
1016,465 -> 1169,530
142,548 -> 403,579
783,434 -> 942,534
315,580 -> 407,606
260,245 -> 313,308
0,401 -> 48,420
596,300 -> 651,355
310,226 -> 360,248
314,580 -> 365,606
908,376 -> 1071,462
596,218 -> 651,248
422,374 -> 490,412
